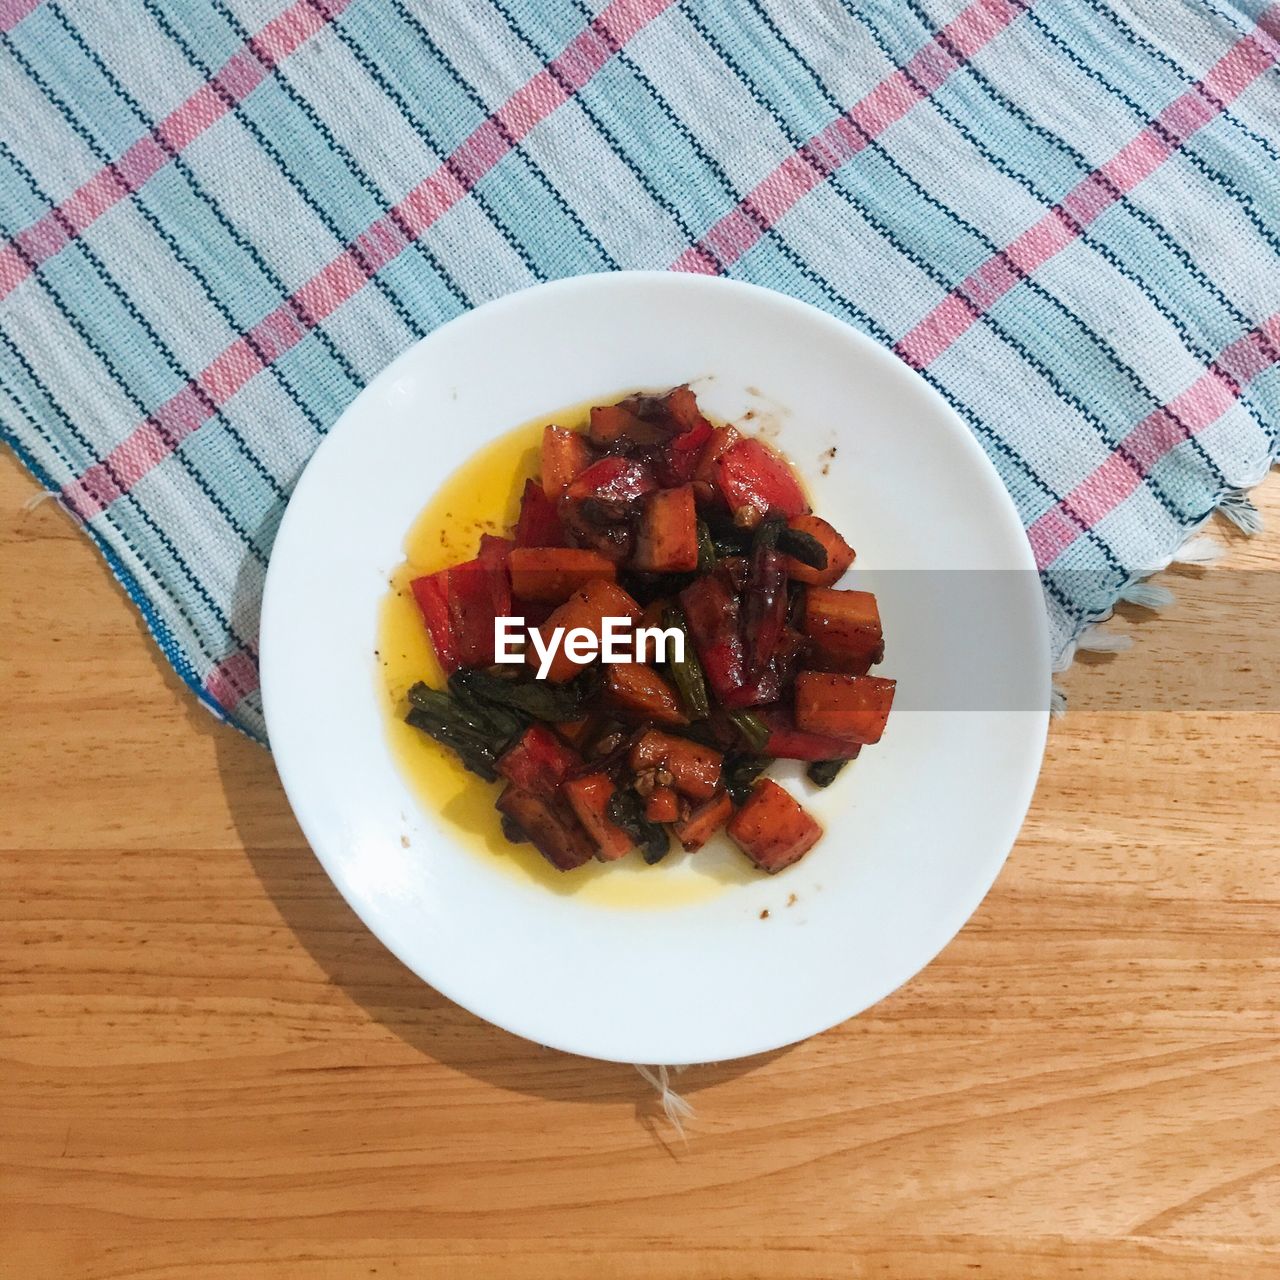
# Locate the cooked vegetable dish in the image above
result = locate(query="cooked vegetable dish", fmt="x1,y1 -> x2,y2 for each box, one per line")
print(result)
402,386 -> 895,875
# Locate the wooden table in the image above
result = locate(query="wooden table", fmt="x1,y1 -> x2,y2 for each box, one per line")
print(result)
3,446 -> 1277,1279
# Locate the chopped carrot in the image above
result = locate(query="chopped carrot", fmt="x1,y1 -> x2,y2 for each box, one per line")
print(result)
629,729 -> 722,800
541,425 -> 592,498
563,773 -> 634,861
605,663 -> 687,726
726,779 -> 821,873
785,515 -> 854,587
525,578 -> 642,682
495,724 -> 580,798
508,547 -> 617,602
632,484 -> 698,572
644,786 -> 681,824
794,672 -> 896,744
672,790 -> 732,850
800,586 -> 884,673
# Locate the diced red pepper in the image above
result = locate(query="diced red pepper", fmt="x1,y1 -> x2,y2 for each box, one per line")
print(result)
508,547 -> 618,602
721,627 -> 806,709
409,570 -> 459,674
632,485 -> 699,572
496,724 -> 581,798
566,455 -> 658,505
514,478 -> 566,548
678,575 -> 745,703
445,549 -> 511,668
659,387 -> 714,482
562,772 -> 634,861
714,438 -> 809,520
672,789 -> 733,851
497,786 -> 595,871
757,705 -> 863,761
794,673 -> 896,745
727,779 -> 821,873
629,730 -> 722,801
800,587 -> 883,673
785,515 -> 854,587
541,425 -> 592,498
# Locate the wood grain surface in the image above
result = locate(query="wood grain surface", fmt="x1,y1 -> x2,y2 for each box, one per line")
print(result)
2,446 -> 1277,1279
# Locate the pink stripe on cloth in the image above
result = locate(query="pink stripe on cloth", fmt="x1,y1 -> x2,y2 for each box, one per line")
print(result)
0,0 -> 352,304
669,0 -> 1025,276
1027,314 -> 1280,570
894,6 -> 1280,370
205,650 -> 262,711
58,0 -> 668,527
0,0 -> 42,33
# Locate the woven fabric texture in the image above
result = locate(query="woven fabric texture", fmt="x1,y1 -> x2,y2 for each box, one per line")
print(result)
1,0 -> 1277,740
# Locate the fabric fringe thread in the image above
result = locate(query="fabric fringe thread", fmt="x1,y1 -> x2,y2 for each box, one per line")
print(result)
1049,502 -> 1250,712
634,1064 -> 694,1141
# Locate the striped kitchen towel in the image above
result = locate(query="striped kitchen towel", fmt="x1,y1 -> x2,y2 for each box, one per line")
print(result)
1,0 -> 1277,740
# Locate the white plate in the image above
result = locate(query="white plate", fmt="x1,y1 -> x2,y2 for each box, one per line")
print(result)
261,273 -> 1048,1064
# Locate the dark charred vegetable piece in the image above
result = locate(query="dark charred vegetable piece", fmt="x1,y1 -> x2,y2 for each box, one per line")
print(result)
714,437 -> 809,521
794,672 -> 896,745
660,389 -> 715,482
497,786 -> 595,871
409,680 -> 522,742
723,753 -> 773,805
514,478 -> 567,548
783,515 -> 853,586
558,500 -> 635,564
806,758 -> 848,788
541,425 -> 592,498
566,455 -> 659,505
449,667 -> 599,724
562,773 -> 635,861
404,706 -> 500,781
672,790 -> 733,851
758,704 -> 863,761
678,575 -> 746,704
727,779 -> 822,873
604,663 -> 687,726
508,546 -> 617,602
409,572 -> 459,674
743,518 -> 789,680
726,709 -> 770,752
589,399 -> 675,448
495,724 -> 582,798
776,526 -> 827,572
629,730 -> 723,801
620,570 -> 694,606
632,484 -> 699,572
663,605 -> 711,721
525,578 -> 642,682
606,787 -> 670,864
696,520 -> 716,573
